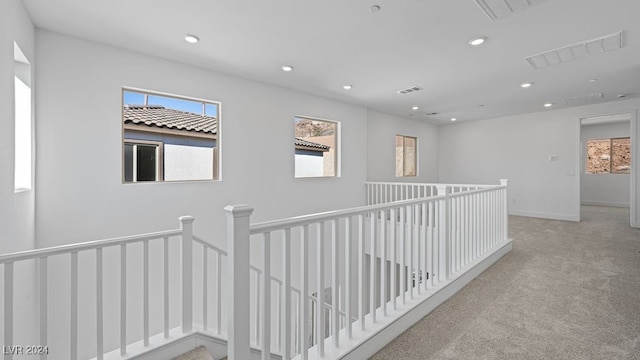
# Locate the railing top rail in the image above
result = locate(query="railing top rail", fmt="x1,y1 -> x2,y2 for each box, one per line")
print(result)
0,229 -> 182,264
193,235 -> 228,257
448,184 -> 506,199
365,181 -> 498,188
250,195 -> 445,234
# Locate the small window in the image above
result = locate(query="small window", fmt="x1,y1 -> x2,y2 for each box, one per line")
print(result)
586,137 -> 631,174
122,89 -> 220,183
14,42 -> 32,192
396,135 -> 417,177
294,117 -> 338,178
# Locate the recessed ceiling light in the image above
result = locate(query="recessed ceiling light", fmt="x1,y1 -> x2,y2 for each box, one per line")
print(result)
412,106 -> 419,110
469,37 -> 487,46
544,103 -> 553,107
369,5 -> 381,13
343,85 -> 353,90
451,117 -> 457,122
521,82 -> 533,88
281,65 -> 293,72
184,34 -> 200,44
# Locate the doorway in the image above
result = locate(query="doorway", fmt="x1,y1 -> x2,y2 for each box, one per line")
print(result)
577,113 -> 634,226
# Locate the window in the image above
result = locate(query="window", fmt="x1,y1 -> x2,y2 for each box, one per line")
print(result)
396,135 -> 417,177
586,137 -> 631,174
122,89 -> 220,183
124,141 -> 163,182
294,117 -> 338,178
14,42 -> 32,192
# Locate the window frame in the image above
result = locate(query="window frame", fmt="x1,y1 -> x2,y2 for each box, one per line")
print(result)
123,139 -> 164,182
121,87 -> 221,183
294,115 -> 340,178
396,134 -> 418,177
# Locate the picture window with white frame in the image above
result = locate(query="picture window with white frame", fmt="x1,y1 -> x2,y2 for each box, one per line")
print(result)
294,117 -> 338,178
122,89 -> 220,183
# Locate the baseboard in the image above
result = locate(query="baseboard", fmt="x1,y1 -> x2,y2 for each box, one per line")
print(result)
340,240 -> 513,360
581,201 -> 630,208
509,209 -> 579,222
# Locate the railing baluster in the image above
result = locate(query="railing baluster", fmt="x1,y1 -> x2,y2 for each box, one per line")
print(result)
216,251 -> 222,335
316,222 -> 325,356
70,252 -> 78,360
421,202 -> 427,291
282,228 -> 291,360
399,207 -> 405,304
407,205 -> 413,299
379,210 -> 386,316
39,258 -> 48,360
4,262 -> 14,360
97,249 -> 104,360
357,214 -> 365,331
414,204 -> 421,295
203,247 -> 208,331
120,244 -> 127,355
369,211 -> 377,323
300,225 -> 309,360
344,217 -> 352,339
143,240 -> 149,346
331,219 -> 340,348
275,282 -> 282,353
262,232 -> 271,360
390,208 -> 396,310
163,237 -> 169,339
255,271 -> 261,346
180,216 -> 195,333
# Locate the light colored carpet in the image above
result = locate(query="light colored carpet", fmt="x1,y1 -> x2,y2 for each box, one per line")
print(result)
372,206 -> 640,360
172,345 -> 215,360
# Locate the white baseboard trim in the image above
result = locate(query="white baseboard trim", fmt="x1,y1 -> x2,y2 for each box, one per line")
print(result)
581,201 -> 630,208
340,240 -> 513,360
509,210 -> 579,222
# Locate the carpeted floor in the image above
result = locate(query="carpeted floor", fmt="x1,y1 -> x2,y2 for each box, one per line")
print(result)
372,206 -> 640,360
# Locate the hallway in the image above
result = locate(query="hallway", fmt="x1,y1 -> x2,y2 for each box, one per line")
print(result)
373,206 -> 640,359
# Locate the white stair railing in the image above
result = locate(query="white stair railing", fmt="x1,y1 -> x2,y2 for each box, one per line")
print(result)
226,180 -> 510,360
365,181 -> 491,206
0,217 -> 195,360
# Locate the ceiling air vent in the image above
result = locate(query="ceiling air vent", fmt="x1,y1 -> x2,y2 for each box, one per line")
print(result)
425,112 -> 438,116
397,86 -> 423,95
526,31 -> 623,69
475,0 -> 549,21
563,92 -> 604,106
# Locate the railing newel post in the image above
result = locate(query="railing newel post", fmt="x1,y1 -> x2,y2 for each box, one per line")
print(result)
500,179 -> 509,241
225,205 -> 254,360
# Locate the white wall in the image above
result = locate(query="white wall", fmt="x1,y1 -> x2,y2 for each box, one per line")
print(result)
0,0 -> 38,350
367,110 -> 439,183
438,98 -> 640,224
35,30 -> 369,247
580,121 -> 631,207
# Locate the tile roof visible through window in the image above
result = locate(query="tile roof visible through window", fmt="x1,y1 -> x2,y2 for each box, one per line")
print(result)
295,137 -> 330,151
123,105 -> 217,134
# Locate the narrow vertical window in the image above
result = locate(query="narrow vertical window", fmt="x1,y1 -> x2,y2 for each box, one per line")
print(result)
396,135 -> 417,177
14,42 -> 32,192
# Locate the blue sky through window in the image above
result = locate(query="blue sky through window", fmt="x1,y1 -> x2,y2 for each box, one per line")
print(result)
123,90 -> 218,117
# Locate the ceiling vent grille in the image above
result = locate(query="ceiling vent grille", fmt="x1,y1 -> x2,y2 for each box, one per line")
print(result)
563,92 -> 604,106
526,31 -> 623,69
475,0 -> 549,21
397,86 -> 423,95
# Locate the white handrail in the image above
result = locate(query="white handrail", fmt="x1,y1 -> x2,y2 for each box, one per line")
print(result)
0,229 -> 182,264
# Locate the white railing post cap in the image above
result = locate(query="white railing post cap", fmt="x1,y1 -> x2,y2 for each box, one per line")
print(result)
224,204 -> 254,217
499,179 -> 509,186
179,215 -> 195,223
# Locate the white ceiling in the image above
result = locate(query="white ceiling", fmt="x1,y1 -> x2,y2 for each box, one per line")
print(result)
20,0 -> 640,124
